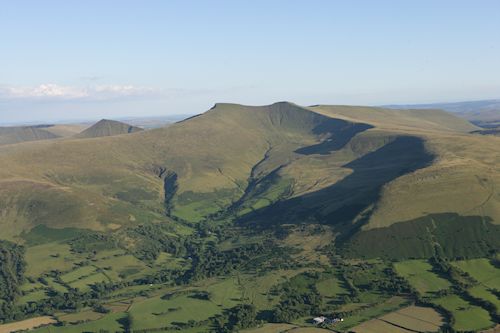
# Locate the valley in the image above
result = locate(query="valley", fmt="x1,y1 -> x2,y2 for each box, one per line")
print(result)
0,102 -> 499,332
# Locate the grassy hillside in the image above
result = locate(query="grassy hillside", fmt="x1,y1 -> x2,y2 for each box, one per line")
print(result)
0,126 -> 60,146
43,124 -> 90,137
75,119 -> 143,138
385,99 -> 500,124
0,102 -> 498,245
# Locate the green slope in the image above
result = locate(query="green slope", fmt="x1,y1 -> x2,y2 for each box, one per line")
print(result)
0,102 -> 497,262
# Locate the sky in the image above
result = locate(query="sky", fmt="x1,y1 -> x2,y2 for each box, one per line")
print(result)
1,0 -> 500,124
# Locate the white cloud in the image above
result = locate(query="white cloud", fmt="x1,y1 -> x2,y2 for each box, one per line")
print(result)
0,83 -> 162,102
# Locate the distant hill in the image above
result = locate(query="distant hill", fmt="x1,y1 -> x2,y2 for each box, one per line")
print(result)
75,119 -> 143,138
43,124 -> 90,137
0,125 -> 60,146
384,99 -> 500,127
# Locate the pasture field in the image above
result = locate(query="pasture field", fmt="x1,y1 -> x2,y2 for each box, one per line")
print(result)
242,323 -> 297,333
453,258 -> 500,288
91,253 -> 147,280
56,310 -> 103,324
379,306 -> 442,332
17,290 -> 47,305
238,269 -> 307,309
394,260 -> 451,296
154,252 -> 187,269
286,328 -> 333,333
468,285 -> 500,315
330,296 -> 410,330
315,276 -> 348,298
45,277 -> 68,293
351,319 -> 415,333
0,316 -> 56,333
19,281 -> 44,292
60,265 -> 97,283
31,312 -> 127,333
432,294 -> 494,332
24,242 -> 80,277
68,271 -> 110,290
128,293 -> 221,330
204,277 -> 244,307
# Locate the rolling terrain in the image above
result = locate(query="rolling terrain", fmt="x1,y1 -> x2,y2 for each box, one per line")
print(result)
0,123 -> 90,146
0,102 -> 499,332
0,126 -> 60,146
0,102 -> 498,253
386,99 -> 500,127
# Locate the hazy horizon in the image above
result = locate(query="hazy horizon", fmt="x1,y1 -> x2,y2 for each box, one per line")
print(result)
2,0 -> 500,123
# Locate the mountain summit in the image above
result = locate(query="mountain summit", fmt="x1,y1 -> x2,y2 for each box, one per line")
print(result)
76,119 -> 143,138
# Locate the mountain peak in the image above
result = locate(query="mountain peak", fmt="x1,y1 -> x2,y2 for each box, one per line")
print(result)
76,119 -> 143,138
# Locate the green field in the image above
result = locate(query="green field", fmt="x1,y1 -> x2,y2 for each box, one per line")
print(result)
68,271 -> 110,290
333,296 -> 410,330
60,265 -> 97,284
452,258 -> 500,288
31,312 -> 127,333
316,277 -> 348,298
238,269 -> 306,309
394,260 -> 451,296
432,294 -> 494,331
17,290 -> 48,305
468,285 -> 500,315
24,242 -> 80,277
129,293 -> 221,330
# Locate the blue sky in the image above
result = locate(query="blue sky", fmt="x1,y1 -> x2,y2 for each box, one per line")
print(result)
1,0 -> 499,124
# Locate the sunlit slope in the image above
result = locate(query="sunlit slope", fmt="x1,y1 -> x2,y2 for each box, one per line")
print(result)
44,124 -> 89,137
308,105 -> 479,133
76,119 -> 143,138
367,132 -> 500,229
0,102 -> 373,236
0,102 -> 498,252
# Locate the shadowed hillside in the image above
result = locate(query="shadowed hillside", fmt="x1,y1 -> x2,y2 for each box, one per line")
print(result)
239,136 -> 434,231
75,119 -> 143,138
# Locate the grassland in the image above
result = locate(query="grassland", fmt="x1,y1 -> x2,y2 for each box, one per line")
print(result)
0,316 -> 56,333
315,277 -> 348,298
432,294 -> 493,331
31,312 -> 127,333
129,293 -> 221,329
376,306 -> 442,332
242,323 -> 297,333
24,242 -> 80,277
394,260 -> 451,296
56,310 -> 103,324
333,296 -> 410,330
469,285 -> 500,314
452,258 -> 500,289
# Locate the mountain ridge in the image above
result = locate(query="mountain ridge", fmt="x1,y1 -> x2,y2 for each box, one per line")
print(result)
0,102 -> 497,261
